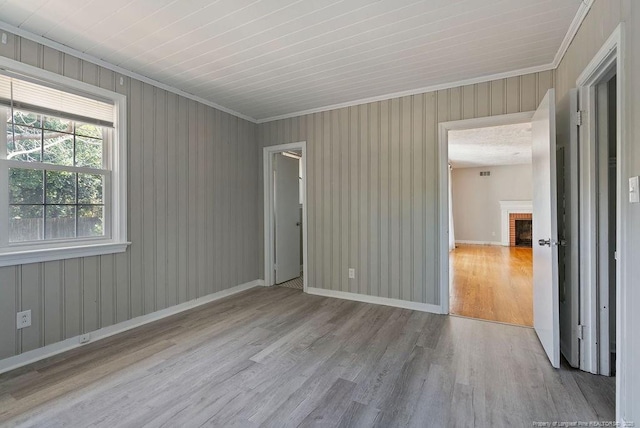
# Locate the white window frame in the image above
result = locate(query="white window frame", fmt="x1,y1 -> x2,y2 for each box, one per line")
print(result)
0,56 -> 129,267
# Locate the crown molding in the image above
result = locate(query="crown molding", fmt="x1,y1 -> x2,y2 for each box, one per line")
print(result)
0,21 -> 258,124
551,0 -> 594,68
256,63 -> 554,123
256,0 -> 594,124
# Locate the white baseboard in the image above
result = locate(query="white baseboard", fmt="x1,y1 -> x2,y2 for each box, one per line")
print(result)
455,240 -> 503,246
306,287 -> 443,314
0,279 -> 263,375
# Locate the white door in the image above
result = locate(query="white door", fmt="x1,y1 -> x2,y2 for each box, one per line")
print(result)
532,89 -> 561,368
274,153 -> 301,284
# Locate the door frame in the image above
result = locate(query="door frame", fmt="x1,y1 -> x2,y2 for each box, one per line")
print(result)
575,24 -> 625,382
263,141 -> 308,291
437,111 -> 534,315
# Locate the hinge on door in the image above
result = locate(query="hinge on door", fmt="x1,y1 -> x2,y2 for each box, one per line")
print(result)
577,324 -> 585,340
575,110 -> 583,126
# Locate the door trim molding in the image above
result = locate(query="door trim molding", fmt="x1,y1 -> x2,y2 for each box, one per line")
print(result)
574,23 -> 625,417
437,112 -> 535,315
263,142 -> 308,291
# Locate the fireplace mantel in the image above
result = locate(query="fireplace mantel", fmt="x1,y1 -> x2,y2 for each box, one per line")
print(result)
499,200 -> 533,246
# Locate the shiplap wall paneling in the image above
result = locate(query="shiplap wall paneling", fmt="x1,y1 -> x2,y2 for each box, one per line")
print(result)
0,31 -> 259,360
259,71 -> 554,306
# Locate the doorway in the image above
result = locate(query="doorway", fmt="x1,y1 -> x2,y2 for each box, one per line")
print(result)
439,95 -> 563,369
447,122 -> 534,327
263,142 -> 308,292
574,29 -> 622,379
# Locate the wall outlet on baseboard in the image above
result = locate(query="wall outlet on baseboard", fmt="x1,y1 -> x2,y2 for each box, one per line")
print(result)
16,310 -> 31,329
348,268 -> 355,279
79,334 -> 91,344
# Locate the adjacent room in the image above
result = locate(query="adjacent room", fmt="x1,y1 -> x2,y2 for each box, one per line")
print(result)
0,1 -> 636,426
448,122 -> 534,326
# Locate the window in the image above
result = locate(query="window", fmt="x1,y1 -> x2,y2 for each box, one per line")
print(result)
0,58 -> 128,267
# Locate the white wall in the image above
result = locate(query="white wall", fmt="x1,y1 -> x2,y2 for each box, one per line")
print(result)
451,164 -> 532,244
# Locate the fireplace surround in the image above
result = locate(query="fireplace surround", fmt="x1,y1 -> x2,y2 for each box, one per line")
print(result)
499,200 -> 533,246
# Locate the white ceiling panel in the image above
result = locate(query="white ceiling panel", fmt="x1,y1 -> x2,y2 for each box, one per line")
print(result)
0,0 -> 583,121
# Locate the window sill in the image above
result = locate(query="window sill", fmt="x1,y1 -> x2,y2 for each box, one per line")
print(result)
0,241 -> 131,267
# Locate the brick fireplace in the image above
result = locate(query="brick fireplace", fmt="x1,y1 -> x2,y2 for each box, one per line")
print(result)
509,213 -> 533,247
499,200 -> 533,246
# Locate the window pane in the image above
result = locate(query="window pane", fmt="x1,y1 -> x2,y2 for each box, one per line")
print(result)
43,130 -> 74,166
78,205 -> 104,237
43,116 -> 72,133
9,205 -> 44,242
45,205 -> 76,239
12,110 -> 41,128
45,171 -> 76,204
75,123 -> 102,139
7,124 -> 42,162
77,173 -> 103,204
76,136 -> 103,168
9,168 -> 43,204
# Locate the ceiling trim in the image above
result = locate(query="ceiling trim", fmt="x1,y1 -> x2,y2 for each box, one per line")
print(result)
257,0 -> 594,124
551,0 -> 594,68
256,63 -> 554,123
0,20 -> 258,124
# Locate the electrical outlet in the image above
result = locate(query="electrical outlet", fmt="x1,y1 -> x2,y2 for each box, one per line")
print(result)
16,310 -> 31,329
348,268 -> 355,279
1,33 -> 7,45
79,334 -> 91,344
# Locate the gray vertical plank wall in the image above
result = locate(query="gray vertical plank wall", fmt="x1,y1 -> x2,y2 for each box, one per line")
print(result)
259,71 -> 555,306
0,31 -> 260,360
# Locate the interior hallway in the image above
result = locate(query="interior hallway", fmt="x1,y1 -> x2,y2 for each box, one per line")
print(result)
450,244 -> 533,326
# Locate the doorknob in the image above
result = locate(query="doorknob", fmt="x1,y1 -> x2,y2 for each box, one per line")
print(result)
538,239 -> 565,247
296,222 -> 301,226
538,239 -> 551,247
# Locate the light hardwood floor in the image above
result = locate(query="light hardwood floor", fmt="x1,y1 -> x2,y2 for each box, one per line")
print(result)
450,244 -> 533,326
0,286 -> 614,427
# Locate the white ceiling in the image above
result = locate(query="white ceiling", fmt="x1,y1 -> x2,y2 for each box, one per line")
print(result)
0,0 -> 583,121
448,122 -> 532,168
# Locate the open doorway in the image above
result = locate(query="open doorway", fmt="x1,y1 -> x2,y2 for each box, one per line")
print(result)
263,142 -> 308,292
447,121 -> 534,327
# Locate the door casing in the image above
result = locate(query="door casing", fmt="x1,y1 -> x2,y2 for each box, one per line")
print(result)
575,24 -> 624,384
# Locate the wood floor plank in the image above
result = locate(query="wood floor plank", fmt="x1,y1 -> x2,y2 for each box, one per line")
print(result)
0,286 -> 615,427
450,244 -> 533,326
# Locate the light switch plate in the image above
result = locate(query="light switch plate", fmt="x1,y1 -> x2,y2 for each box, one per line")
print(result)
629,176 -> 639,204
